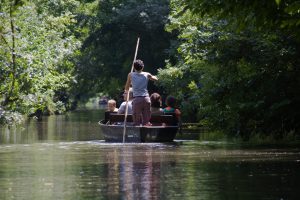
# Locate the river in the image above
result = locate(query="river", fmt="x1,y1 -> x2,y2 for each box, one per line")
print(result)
0,109 -> 299,200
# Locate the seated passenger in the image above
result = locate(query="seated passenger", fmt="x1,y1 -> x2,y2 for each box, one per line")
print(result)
163,96 -> 181,120
107,99 -> 118,112
104,99 -> 118,123
150,93 -> 163,115
118,88 -> 133,114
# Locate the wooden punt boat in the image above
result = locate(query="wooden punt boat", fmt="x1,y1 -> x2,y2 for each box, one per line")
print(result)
98,113 -> 178,142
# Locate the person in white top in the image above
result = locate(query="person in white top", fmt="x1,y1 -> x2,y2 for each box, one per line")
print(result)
118,88 -> 133,114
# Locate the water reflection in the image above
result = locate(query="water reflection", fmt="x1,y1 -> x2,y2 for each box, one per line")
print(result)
106,145 -> 167,200
0,141 -> 300,200
0,110 -> 300,199
0,109 -> 104,144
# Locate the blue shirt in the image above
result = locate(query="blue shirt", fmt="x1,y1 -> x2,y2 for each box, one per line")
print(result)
131,72 -> 150,97
118,101 -> 133,114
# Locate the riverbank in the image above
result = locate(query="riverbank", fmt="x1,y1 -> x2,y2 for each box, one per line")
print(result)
2,108 -> 299,147
177,123 -> 300,147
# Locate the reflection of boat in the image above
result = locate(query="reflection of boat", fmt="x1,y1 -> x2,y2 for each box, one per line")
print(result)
105,145 -> 167,199
99,114 -> 178,142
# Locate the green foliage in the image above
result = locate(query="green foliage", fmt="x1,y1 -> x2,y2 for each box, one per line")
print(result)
185,0 -> 300,37
1,0 -> 174,124
75,0 -> 173,100
158,0 -> 300,138
0,0 -> 85,123
0,108 -> 23,125
1,0 -> 299,140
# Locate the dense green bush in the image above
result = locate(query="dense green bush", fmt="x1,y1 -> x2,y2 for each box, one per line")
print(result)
158,0 -> 300,138
75,0 -> 172,101
1,0 -> 299,141
0,0 -> 90,123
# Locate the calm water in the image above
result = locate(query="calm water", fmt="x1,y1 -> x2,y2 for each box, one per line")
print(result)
0,109 -> 300,200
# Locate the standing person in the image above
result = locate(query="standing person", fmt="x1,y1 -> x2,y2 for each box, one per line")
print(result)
118,88 -> 133,114
125,59 -> 158,126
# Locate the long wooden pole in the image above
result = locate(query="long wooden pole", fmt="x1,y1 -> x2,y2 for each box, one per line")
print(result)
123,37 -> 140,143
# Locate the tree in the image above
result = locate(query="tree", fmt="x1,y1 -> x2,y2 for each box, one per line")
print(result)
185,0 -> 300,38
0,0 -> 83,122
158,0 -> 300,137
75,0 -> 173,101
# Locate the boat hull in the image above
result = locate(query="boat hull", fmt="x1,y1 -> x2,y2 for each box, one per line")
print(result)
99,120 -> 178,142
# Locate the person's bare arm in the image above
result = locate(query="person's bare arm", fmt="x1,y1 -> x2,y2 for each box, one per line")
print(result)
125,73 -> 131,91
148,73 -> 158,81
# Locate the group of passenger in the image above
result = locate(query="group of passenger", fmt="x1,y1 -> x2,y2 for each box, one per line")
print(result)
106,59 -> 180,126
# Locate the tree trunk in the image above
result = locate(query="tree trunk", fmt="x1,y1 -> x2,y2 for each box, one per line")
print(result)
3,4 -> 17,106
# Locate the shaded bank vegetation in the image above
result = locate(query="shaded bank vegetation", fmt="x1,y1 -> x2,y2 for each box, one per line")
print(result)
0,0 -> 86,123
0,0 -> 171,123
158,0 -> 300,139
1,0 -> 299,139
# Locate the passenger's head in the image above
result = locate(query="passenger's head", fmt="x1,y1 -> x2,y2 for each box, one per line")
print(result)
150,93 -> 162,108
165,96 -> 176,108
107,99 -> 117,112
123,88 -> 133,100
133,59 -> 144,71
